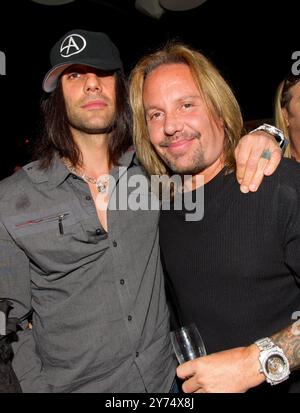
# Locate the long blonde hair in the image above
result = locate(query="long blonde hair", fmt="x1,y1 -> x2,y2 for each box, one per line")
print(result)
274,74 -> 300,158
129,43 -> 243,176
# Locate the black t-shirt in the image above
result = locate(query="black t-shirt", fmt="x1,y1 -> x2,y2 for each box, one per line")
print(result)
160,159 -> 300,393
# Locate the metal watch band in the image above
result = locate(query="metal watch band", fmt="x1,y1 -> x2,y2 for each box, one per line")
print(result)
249,123 -> 288,151
255,337 -> 276,351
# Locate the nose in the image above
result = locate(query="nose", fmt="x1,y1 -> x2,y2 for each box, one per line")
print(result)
84,73 -> 103,94
164,112 -> 184,136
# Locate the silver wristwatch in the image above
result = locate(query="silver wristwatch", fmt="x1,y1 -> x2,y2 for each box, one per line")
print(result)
250,123 -> 289,151
255,337 -> 290,385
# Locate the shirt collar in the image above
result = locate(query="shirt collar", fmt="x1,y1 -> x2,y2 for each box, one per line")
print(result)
117,147 -> 138,168
23,149 -> 139,188
23,155 -> 70,188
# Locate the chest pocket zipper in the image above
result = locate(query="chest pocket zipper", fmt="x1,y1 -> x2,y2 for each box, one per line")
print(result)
15,212 -> 70,235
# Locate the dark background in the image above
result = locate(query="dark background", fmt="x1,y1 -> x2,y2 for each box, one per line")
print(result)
0,0 -> 298,179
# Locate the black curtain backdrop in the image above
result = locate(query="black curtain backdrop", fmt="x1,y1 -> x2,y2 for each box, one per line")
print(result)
0,0 -> 298,178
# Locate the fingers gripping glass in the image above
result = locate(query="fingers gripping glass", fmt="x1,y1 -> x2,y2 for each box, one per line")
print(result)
170,323 -> 207,364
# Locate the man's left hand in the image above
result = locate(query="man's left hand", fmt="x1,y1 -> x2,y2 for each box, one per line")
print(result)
176,344 -> 265,393
235,132 -> 282,193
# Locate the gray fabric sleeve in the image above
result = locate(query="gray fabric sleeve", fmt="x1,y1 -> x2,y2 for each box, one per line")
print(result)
0,222 -> 50,392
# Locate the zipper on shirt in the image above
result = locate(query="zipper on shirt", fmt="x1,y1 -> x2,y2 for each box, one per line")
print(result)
15,212 -> 70,234
58,214 -> 66,235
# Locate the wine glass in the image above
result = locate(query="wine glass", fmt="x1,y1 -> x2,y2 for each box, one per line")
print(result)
170,323 -> 206,364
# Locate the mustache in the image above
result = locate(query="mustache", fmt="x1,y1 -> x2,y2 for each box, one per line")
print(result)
79,95 -> 111,106
159,132 -> 201,148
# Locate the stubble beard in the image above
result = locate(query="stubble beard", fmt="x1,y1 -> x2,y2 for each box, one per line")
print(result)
158,132 -> 207,175
160,148 -> 206,175
67,106 -> 116,135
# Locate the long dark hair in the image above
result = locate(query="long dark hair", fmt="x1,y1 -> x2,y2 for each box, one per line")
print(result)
35,70 -> 133,169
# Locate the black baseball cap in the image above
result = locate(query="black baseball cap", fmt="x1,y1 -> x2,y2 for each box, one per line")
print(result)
43,29 -> 123,93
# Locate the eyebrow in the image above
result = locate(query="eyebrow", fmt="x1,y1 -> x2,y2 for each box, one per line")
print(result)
178,95 -> 201,100
144,95 -> 201,112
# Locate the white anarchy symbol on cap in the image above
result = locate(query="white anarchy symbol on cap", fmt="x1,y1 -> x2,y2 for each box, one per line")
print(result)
60,34 -> 87,58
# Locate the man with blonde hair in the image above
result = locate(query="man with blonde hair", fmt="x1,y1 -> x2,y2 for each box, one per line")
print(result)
130,43 -> 300,393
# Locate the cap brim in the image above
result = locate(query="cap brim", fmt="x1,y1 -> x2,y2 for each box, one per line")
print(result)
43,59 -> 121,93
43,63 -> 74,93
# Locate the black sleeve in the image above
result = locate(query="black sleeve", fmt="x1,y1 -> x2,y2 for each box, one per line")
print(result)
278,161 -> 300,282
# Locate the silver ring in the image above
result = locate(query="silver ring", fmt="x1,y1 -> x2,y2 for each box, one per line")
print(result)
261,149 -> 272,160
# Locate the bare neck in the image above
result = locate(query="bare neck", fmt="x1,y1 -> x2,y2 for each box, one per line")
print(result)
71,129 -> 111,176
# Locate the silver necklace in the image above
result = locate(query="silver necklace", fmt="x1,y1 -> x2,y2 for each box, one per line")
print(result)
63,160 -> 109,194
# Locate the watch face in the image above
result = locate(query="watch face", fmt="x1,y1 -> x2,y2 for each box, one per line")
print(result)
266,355 -> 286,376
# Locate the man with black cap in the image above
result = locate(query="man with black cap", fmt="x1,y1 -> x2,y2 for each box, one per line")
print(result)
0,29 -> 285,392
0,28 -> 179,393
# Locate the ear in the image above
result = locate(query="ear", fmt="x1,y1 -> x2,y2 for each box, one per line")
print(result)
282,107 -> 290,127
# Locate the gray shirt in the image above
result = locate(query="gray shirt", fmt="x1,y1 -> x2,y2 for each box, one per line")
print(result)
0,151 -> 176,392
